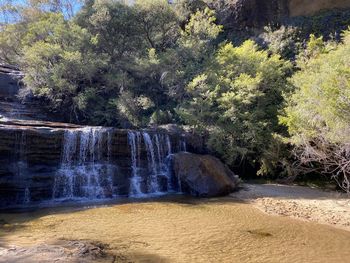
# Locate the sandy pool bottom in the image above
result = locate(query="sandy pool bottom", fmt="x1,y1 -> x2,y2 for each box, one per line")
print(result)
1,196 -> 350,263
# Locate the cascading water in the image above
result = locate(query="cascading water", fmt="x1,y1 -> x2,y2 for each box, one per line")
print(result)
106,130 -> 114,194
14,131 -> 31,204
52,127 -> 115,201
24,187 -> 31,204
128,131 -> 143,196
52,127 -> 186,202
127,131 -> 180,196
180,138 -> 187,152
142,132 -> 160,193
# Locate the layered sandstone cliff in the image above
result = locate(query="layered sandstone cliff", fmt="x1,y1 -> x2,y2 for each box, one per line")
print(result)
0,119 -> 204,207
210,0 -> 350,30
289,0 -> 350,17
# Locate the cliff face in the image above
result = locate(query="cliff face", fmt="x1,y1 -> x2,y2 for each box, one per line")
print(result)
289,0 -> 350,17
0,65 -> 22,99
0,119 -> 205,207
211,0 -> 288,30
211,0 -> 350,30
0,68 -> 211,208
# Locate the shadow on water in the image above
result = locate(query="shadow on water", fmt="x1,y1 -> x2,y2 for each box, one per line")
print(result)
0,192 -> 247,216
1,181 -> 341,229
1,190 -> 350,263
0,194 -> 245,262
0,181 -> 342,238
0,193 -> 246,230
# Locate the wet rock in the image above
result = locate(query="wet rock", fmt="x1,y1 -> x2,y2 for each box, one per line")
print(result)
0,121 -> 205,207
171,152 -> 239,197
0,240 -> 113,263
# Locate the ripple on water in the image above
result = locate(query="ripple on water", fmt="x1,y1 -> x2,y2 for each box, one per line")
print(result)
0,197 -> 350,263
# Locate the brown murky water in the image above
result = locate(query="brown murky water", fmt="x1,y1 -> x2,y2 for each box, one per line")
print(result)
1,197 -> 350,263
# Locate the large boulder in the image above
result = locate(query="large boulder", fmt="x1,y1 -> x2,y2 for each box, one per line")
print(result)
171,152 -> 239,197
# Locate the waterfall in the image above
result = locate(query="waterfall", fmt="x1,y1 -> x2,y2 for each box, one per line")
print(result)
166,135 -> 172,155
52,127 -> 186,202
107,130 -> 114,195
52,127 -> 114,201
14,131 -> 31,204
24,187 -> 31,204
128,131 -> 143,196
181,138 -> 187,152
14,131 -> 27,177
127,131 -> 176,196
142,132 -> 159,192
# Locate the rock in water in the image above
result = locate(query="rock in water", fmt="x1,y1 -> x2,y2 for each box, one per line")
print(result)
171,152 -> 239,197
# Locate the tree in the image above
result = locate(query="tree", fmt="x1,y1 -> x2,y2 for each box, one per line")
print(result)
178,7 -> 222,65
76,0 -> 143,62
0,22 -> 25,64
158,7 -> 223,103
21,13 -> 106,122
0,0 -> 83,64
281,29 -> 350,193
135,0 -> 179,51
179,40 -> 292,174
173,0 -> 207,22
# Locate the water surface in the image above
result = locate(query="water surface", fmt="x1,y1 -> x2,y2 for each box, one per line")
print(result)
1,196 -> 349,263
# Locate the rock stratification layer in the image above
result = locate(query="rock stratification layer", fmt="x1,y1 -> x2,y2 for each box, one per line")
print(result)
0,122 -> 172,206
288,0 -> 350,17
0,118 -> 218,207
0,66 -> 237,208
211,0 -> 350,30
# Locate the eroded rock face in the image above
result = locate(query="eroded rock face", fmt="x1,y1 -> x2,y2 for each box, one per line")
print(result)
212,0 -> 289,30
0,119 -> 203,207
288,0 -> 350,17
210,0 -> 350,31
171,152 -> 239,197
0,68 -> 206,207
0,65 -> 22,99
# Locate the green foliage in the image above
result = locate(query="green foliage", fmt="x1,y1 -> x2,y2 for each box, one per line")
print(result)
77,0 -> 143,60
135,0 -> 179,51
258,25 -> 301,59
0,22 -> 25,64
176,7 -> 223,84
180,40 -> 292,173
179,8 -> 222,58
280,29 -> 350,191
2,0 -> 350,184
281,29 -> 350,144
173,0 -> 207,21
20,13 -> 105,122
150,110 -> 173,125
112,90 -> 147,127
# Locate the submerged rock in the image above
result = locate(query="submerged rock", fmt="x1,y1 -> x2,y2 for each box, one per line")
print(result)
171,152 -> 239,197
0,240 -> 113,263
